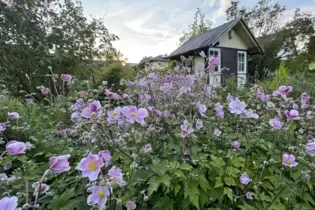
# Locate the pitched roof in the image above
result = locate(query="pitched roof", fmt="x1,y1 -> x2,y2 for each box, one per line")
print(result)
139,55 -> 168,65
150,55 -> 168,62
169,18 -> 263,57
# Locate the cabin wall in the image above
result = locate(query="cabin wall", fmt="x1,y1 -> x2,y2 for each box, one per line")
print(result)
220,47 -> 238,79
218,29 -> 248,50
219,47 -> 248,86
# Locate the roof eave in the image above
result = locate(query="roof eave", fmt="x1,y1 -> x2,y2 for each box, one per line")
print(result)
239,19 -> 264,54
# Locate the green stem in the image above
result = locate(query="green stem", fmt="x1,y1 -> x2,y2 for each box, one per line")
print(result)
265,187 -> 286,209
25,178 -> 29,204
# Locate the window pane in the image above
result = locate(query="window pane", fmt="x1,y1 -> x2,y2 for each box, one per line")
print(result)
238,52 -> 246,72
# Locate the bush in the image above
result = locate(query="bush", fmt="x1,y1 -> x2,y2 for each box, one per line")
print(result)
1,61 -> 315,210
94,62 -> 136,90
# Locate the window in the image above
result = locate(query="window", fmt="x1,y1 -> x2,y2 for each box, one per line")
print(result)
237,51 -> 247,73
228,30 -> 233,39
208,48 -> 221,72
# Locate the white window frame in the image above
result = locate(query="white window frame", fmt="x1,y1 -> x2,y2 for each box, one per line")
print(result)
237,51 -> 247,73
208,48 -> 221,73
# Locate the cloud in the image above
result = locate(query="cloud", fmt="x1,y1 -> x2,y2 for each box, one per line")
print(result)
214,0 -> 232,19
84,0 -> 207,62
203,0 -> 216,7
81,0 -> 313,63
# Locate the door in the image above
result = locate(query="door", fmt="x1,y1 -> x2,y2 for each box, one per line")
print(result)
208,48 -> 221,87
237,51 -> 247,87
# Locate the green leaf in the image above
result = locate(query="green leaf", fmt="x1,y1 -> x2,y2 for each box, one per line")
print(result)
198,175 -> 210,191
214,177 -> 224,188
174,170 -> 185,178
227,167 -> 240,177
151,160 -> 169,175
231,155 -> 245,168
209,187 -> 224,201
180,163 -> 193,171
189,193 -> 200,209
174,185 -> 181,195
224,187 -> 233,201
184,181 -> 200,209
224,177 -> 236,186
238,202 -> 257,210
303,193 -> 315,205
210,155 -> 225,168
268,201 -> 286,210
148,176 -> 161,197
153,196 -> 174,210
160,174 -> 171,187
147,174 -> 171,197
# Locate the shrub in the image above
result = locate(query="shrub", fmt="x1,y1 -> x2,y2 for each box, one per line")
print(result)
1,58 -> 315,210
94,62 -> 136,91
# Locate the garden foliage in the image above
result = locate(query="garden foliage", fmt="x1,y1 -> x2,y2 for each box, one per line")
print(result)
0,0 -> 118,98
1,55 -> 315,210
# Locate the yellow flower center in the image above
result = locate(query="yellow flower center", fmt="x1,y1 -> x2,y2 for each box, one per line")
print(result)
112,112 -> 117,117
97,190 -> 105,198
131,112 -> 137,118
88,161 -> 98,171
128,204 -> 133,209
286,159 -> 292,164
91,112 -> 96,116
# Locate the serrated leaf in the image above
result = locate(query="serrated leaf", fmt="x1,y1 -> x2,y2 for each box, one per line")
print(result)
184,181 -> 200,209
209,187 -> 224,201
224,187 -> 233,201
148,176 -> 160,197
180,163 -> 193,170
153,196 -> 174,210
174,185 -> 181,195
198,175 -> 210,191
303,193 -> 315,205
160,174 -> 171,187
189,193 -> 200,209
231,155 -> 245,167
214,177 -> 223,188
224,176 -> 236,186
227,167 -> 240,177
174,170 -> 185,178
238,202 -> 257,210
147,174 -> 171,197
210,155 -> 225,168
150,159 -> 169,175
268,201 -> 285,210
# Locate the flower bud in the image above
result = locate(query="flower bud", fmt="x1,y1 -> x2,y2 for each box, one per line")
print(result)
305,174 -> 311,180
116,199 -> 122,207
144,196 -> 149,201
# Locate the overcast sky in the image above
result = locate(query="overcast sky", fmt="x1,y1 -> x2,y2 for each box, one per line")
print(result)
81,0 -> 315,63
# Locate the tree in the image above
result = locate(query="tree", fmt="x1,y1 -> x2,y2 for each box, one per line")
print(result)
226,0 -> 285,38
0,0 -> 118,98
226,0 -> 315,80
178,7 -> 211,45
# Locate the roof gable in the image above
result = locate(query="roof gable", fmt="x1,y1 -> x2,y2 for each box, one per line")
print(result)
169,18 -> 263,57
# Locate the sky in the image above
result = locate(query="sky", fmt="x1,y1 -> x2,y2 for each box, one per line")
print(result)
81,0 -> 315,63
